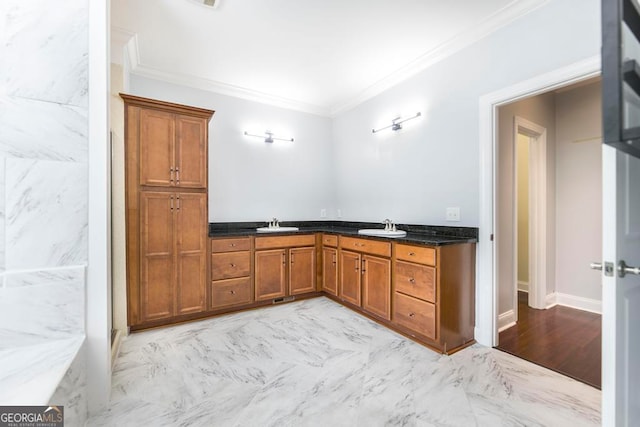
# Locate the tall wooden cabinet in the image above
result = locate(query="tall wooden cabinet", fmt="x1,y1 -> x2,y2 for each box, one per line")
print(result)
122,94 -> 214,329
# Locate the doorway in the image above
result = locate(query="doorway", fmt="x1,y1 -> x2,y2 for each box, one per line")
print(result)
494,78 -> 603,388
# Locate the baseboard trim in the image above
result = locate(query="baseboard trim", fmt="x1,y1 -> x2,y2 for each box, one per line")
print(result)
498,309 -> 516,332
545,292 -> 602,314
517,281 -> 529,292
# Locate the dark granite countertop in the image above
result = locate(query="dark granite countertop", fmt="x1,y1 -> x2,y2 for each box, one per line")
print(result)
209,221 -> 477,246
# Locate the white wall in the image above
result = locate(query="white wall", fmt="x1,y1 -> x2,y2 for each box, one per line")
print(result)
111,63 -> 128,336
497,93 -> 557,316
129,76 -> 335,222
331,0 -> 600,226
516,133 -> 530,287
555,81 -> 602,305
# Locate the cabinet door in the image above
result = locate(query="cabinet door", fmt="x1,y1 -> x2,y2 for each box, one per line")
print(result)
322,247 -> 338,296
255,249 -> 287,301
339,250 -> 361,306
139,109 -> 175,187
362,255 -> 391,320
175,115 -> 207,188
289,247 -> 316,295
139,191 -> 175,321
175,192 -> 207,315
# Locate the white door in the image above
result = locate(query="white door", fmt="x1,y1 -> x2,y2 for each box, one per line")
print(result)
601,145 -> 640,426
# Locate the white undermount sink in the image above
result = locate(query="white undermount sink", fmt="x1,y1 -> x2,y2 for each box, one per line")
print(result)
256,226 -> 299,233
358,229 -> 407,238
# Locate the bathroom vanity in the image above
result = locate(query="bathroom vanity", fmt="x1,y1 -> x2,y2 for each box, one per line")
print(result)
122,95 -> 476,354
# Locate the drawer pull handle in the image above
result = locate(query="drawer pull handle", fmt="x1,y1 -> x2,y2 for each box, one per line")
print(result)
408,252 -> 416,256
230,243 -> 236,247
409,278 -> 416,284
408,312 -> 415,318
230,263 -> 236,267
230,290 -> 236,295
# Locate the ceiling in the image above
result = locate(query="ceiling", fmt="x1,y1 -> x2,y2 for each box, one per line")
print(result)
111,0 -> 547,116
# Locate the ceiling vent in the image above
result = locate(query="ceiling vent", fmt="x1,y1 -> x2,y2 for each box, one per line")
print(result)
188,0 -> 219,8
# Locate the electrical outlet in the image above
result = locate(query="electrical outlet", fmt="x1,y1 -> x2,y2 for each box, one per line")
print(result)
446,207 -> 460,222
320,208 -> 327,218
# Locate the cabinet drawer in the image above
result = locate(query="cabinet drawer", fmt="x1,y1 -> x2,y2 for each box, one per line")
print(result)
211,237 -> 251,253
211,251 -> 250,280
340,236 -> 391,257
210,277 -> 252,309
395,244 -> 436,266
322,234 -> 338,247
255,234 -> 316,249
395,261 -> 436,303
393,292 -> 436,340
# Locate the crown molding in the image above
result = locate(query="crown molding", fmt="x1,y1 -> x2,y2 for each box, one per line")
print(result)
130,64 -> 332,117
111,27 -> 139,68
114,0 -> 548,118
330,0 -> 549,116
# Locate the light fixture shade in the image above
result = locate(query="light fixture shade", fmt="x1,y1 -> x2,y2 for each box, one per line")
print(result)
244,130 -> 294,143
372,112 -> 422,134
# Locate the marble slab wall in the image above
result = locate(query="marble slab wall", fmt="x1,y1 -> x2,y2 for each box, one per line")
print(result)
0,0 -> 90,417
50,342 -> 88,427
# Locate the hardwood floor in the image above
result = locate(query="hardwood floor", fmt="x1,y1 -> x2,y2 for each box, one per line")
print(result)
496,291 -> 602,389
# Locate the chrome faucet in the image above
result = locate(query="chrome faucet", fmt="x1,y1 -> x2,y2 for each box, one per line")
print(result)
383,219 -> 392,231
269,217 -> 280,228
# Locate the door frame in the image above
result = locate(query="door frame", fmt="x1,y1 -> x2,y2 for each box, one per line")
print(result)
513,117 -> 548,311
476,55 -> 600,347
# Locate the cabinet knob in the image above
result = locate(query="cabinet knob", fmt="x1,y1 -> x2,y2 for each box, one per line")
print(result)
230,290 -> 236,295
230,263 -> 236,268
408,312 -> 415,318
408,252 -> 416,256
230,243 -> 236,247
409,278 -> 416,284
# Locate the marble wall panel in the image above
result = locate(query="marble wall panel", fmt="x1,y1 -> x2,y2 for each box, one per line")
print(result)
50,342 -> 87,427
0,266 -> 85,341
5,158 -> 87,270
0,0 -> 88,107
0,157 -> 5,272
0,96 -> 88,162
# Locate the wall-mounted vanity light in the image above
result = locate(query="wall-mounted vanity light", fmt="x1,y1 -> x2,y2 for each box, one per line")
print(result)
372,112 -> 422,133
243,130 -> 294,143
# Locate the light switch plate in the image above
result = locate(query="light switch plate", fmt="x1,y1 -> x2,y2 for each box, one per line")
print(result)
320,208 -> 327,218
446,207 -> 460,221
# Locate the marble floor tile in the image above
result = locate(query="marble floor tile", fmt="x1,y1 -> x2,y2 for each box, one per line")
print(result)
88,297 -> 601,427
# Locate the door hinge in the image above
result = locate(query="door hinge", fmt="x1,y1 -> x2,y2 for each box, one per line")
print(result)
490,234 -> 494,242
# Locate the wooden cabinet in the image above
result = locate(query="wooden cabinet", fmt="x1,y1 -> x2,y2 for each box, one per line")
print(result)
123,94 -> 214,329
139,191 -> 207,322
210,237 -> 253,310
255,249 -> 287,301
254,234 -> 317,301
289,247 -> 316,295
139,192 -> 174,321
338,236 -> 391,320
362,255 -> 391,320
139,108 -> 208,189
322,247 -> 338,296
339,250 -> 361,305
321,234 -> 338,296
392,242 -> 476,353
